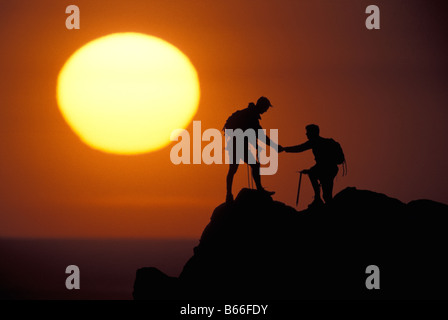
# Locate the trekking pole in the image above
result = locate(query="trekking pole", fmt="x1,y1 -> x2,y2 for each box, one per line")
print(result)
296,171 -> 303,207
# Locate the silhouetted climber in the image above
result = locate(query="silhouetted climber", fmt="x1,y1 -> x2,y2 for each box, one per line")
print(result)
279,124 -> 345,208
223,96 -> 281,203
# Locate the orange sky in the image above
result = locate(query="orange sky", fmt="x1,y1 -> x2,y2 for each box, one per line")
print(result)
0,0 -> 447,238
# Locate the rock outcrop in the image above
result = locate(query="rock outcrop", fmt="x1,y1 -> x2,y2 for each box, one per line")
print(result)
134,187 -> 448,299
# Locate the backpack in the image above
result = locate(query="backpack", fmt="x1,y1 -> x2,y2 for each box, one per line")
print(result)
222,103 -> 256,131
327,138 -> 347,176
328,139 -> 345,165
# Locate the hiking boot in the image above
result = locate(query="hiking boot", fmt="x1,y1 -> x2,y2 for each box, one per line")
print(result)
226,193 -> 234,203
307,198 -> 324,209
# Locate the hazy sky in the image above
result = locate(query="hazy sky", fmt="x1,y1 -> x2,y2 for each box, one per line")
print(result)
0,0 -> 447,238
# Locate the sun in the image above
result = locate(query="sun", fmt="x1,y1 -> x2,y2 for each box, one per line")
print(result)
56,32 -> 200,155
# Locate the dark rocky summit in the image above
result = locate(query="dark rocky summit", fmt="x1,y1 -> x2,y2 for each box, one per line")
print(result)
134,187 -> 448,300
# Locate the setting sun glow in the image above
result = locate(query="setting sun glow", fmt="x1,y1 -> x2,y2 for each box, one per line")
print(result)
57,32 -> 200,154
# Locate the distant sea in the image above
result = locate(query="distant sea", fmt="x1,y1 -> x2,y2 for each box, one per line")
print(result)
0,238 -> 198,300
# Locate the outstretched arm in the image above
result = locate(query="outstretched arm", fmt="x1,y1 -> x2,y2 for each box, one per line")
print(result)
258,129 -> 281,150
283,141 -> 312,153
